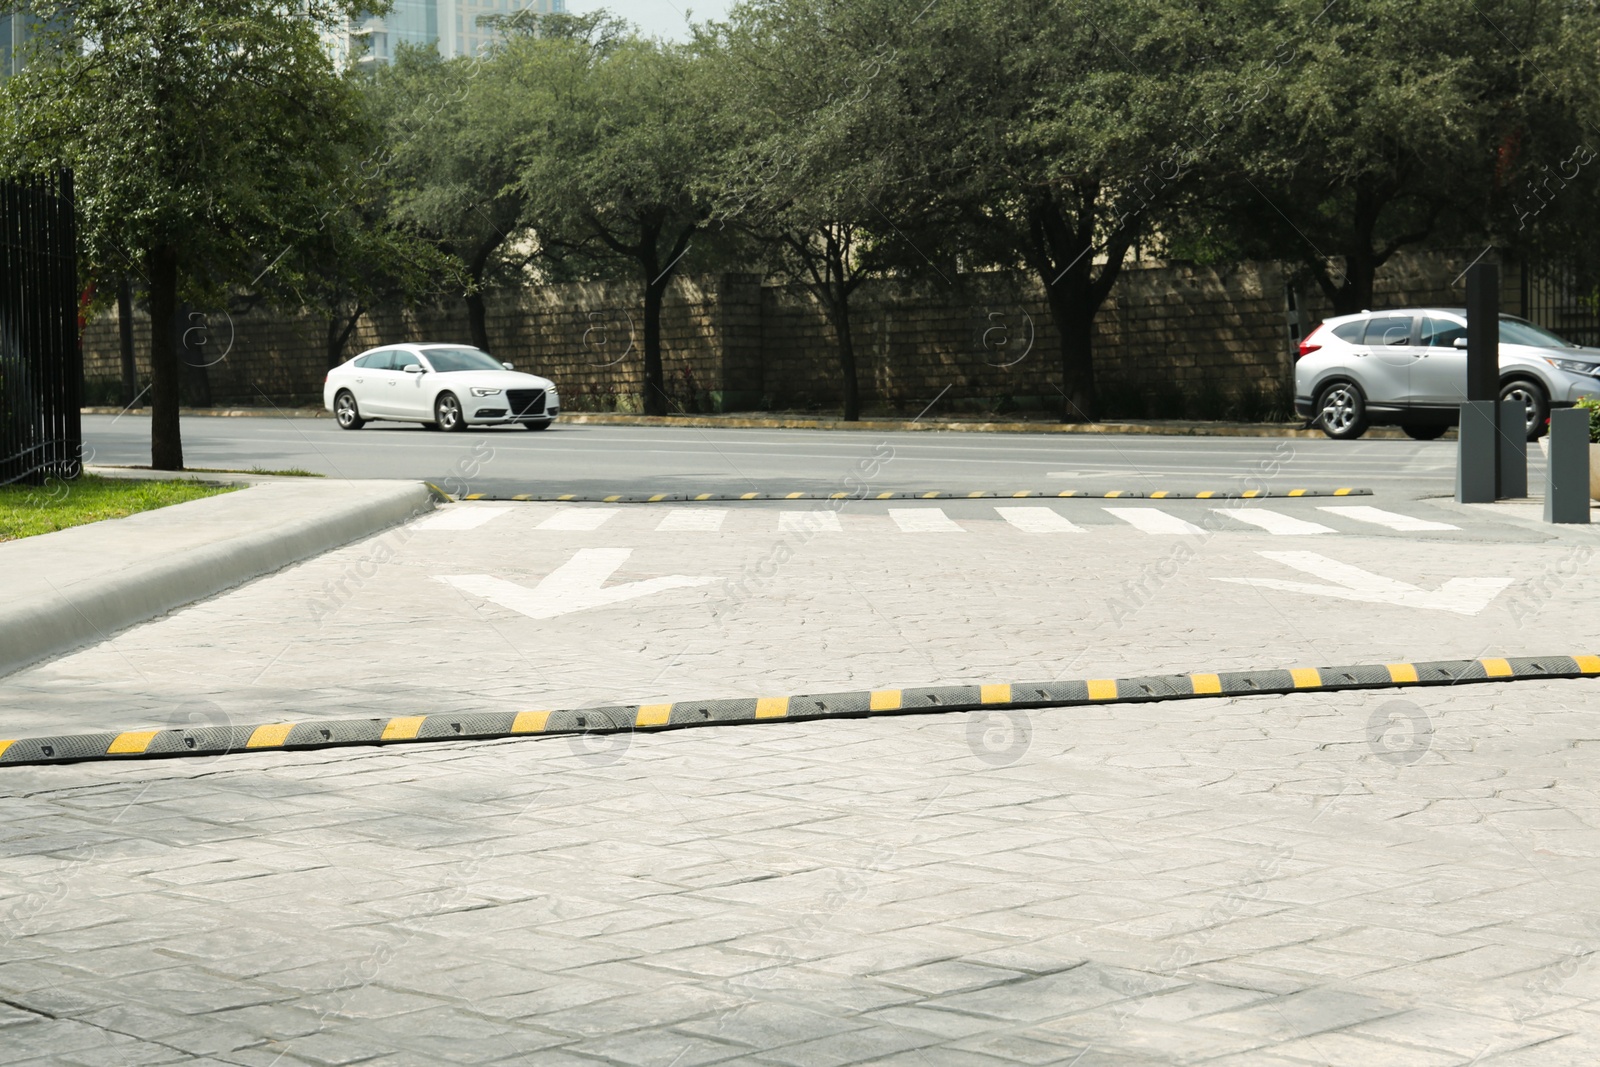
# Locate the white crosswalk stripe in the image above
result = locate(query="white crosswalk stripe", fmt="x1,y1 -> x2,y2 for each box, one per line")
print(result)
414,507 -> 512,531
536,508 -> 620,531
1318,505 -> 1459,532
778,511 -> 843,533
655,509 -> 727,532
1104,507 -> 1205,535
1215,508 -> 1333,536
995,506 -> 1084,533
889,508 -> 964,533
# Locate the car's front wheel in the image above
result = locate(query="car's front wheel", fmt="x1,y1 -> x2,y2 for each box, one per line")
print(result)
434,392 -> 466,433
334,390 -> 364,431
522,420 -> 552,431
1402,423 -> 1449,441
1316,381 -> 1368,440
1499,379 -> 1548,441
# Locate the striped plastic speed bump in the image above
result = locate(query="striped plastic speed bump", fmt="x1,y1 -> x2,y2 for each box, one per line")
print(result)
2,653 -> 1592,767
437,488 -> 1374,503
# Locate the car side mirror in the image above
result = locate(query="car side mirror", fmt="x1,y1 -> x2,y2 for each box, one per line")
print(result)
1452,337 -> 1469,349
501,362 -> 514,371
403,364 -> 424,374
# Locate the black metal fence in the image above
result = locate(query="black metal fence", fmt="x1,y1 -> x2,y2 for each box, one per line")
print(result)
1521,262 -> 1600,347
0,172 -> 79,487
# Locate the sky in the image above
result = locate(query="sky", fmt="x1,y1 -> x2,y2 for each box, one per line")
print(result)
564,0 -> 733,40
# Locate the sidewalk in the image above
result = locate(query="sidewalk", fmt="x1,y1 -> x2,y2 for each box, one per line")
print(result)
0,478 -> 434,677
80,405 -> 1425,440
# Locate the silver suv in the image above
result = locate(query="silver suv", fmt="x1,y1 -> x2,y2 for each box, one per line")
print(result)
1294,309 -> 1600,440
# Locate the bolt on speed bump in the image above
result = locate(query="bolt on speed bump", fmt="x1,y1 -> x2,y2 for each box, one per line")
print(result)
1,655 -> 1595,768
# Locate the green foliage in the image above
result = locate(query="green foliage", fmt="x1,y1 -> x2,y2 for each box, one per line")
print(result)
0,473 -> 236,541
1576,395 -> 1600,444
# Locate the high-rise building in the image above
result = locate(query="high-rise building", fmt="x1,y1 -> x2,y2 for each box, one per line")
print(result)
0,9 -> 69,79
333,0 -> 567,67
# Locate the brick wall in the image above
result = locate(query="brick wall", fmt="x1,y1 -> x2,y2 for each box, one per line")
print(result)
82,249 -> 1518,419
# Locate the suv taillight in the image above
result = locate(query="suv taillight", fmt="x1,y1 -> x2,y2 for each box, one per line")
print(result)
1296,326 -> 1325,359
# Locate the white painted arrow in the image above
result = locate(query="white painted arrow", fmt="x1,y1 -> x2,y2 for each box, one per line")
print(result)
1213,550 -> 1512,616
436,548 -> 716,620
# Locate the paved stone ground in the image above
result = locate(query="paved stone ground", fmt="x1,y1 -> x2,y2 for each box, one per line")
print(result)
2,494 -> 1599,1064
3,677 -> 1600,1065
0,496 -> 1594,737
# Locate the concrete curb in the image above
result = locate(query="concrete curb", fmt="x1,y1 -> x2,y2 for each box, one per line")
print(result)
4,653 -> 1593,767
79,406 -> 1427,440
458,488 -> 1373,503
0,482 -> 436,679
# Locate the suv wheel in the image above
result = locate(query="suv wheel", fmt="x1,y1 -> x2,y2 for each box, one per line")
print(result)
1401,424 -> 1448,441
1316,381 -> 1369,440
1499,379 -> 1548,441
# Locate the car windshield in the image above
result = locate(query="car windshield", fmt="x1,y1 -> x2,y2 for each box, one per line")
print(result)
1498,317 -> 1577,348
422,347 -> 503,373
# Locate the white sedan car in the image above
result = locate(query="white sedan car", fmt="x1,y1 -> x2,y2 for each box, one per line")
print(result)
324,344 -> 560,432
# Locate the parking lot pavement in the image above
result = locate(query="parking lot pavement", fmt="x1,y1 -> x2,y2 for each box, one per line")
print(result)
0,496 -> 1594,738
3,675 -> 1600,1065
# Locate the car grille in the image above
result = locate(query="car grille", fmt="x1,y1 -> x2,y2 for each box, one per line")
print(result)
507,389 -> 546,417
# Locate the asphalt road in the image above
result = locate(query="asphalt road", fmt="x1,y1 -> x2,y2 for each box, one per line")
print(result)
83,414 -> 1482,498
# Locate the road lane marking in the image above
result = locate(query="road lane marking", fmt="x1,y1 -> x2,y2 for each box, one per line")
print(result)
1216,508 -> 1334,535
889,508 -> 964,533
996,506 -> 1084,533
1104,507 -> 1205,535
1214,551 -> 1511,615
655,509 -> 727,532
414,506 -> 512,531
437,549 -> 715,620
1318,505 -> 1458,532
537,508 -> 620,531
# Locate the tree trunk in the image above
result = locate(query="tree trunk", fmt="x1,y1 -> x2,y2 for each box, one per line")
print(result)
1328,252 -> 1377,317
176,304 -> 212,408
465,290 -> 490,353
147,246 -> 183,470
642,281 -> 667,416
328,304 -> 363,368
823,291 -> 860,422
1045,267 -> 1099,423
117,276 -> 137,406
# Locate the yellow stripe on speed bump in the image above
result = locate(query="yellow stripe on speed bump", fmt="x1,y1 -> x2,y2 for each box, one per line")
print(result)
876,492 -> 895,499
755,697 -> 790,719
786,492 -> 804,499
1190,673 -> 1222,695
1104,491 -> 1123,498
1576,655 -> 1600,675
108,731 -> 158,755
0,741 -> 13,760
1290,667 -> 1321,688
1386,663 -> 1419,683
382,716 -> 426,741
981,684 -> 1011,705
1480,657 -> 1514,678
1335,488 -> 1353,495
741,492 -> 759,500
604,495 -> 622,503
1087,679 -> 1118,701
649,494 -> 667,502
247,723 -> 294,749
1288,489 -> 1307,497
636,704 -> 672,727
695,494 -> 713,501
870,689 -> 902,711
1196,491 -> 1215,499
512,711 -> 550,733
1151,491 -> 1169,499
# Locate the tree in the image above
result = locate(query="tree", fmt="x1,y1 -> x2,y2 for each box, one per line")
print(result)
1206,0 -> 1600,315
843,0 -> 1215,421
0,0 -> 373,469
368,44 -> 532,353
710,1 -> 899,421
519,38 -> 722,416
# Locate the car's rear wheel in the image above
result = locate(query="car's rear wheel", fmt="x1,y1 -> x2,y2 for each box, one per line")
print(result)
1316,381 -> 1368,440
434,392 -> 466,433
1499,379 -> 1548,441
1402,423 -> 1449,441
334,390 -> 364,431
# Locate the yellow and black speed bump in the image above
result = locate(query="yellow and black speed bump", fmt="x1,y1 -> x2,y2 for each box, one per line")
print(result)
2,655 -> 1595,768
458,488 -> 1372,503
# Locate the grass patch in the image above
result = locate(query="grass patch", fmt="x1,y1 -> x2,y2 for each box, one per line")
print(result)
0,474 -> 238,542
176,466 -> 325,477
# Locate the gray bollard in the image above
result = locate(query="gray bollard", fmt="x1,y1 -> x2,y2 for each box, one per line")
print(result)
1545,407 -> 1592,524
1498,399 -> 1528,498
1456,401 -> 1497,503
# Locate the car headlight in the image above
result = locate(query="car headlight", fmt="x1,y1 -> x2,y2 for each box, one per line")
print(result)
470,387 -> 503,397
1544,357 -> 1600,377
